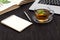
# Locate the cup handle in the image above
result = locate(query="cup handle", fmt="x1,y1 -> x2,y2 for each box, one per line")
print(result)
47,7 -> 54,20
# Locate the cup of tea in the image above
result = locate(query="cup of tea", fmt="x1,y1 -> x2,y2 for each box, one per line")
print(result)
32,8 -> 54,23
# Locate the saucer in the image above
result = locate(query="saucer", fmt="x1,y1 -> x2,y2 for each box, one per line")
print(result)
32,15 -> 53,23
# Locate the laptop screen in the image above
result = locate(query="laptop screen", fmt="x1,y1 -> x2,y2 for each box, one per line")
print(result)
38,0 -> 60,6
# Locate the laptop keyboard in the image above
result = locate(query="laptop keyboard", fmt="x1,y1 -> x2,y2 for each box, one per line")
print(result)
38,0 -> 60,6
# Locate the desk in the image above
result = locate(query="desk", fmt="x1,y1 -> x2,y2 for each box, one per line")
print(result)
0,2 -> 60,40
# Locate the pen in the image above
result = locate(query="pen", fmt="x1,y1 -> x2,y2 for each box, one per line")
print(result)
24,11 -> 31,21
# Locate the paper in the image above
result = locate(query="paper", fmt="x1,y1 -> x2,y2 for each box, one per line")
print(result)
1,15 -> 32,32
8,0 -> 23,5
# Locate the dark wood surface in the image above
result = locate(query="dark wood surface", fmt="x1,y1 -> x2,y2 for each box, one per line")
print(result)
0,2 -> 60,40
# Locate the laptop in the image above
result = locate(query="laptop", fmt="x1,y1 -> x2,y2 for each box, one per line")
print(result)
29,0 -> 60,14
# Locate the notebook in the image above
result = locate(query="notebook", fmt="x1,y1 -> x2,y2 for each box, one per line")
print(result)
0,0 -> 23,11
29,0 -> 60,14
0,0 -> 34,15
0,5 -> 19,15
1,15 -> 32,32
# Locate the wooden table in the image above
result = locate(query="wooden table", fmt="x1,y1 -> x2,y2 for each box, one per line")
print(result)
0,2 -> 60,40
